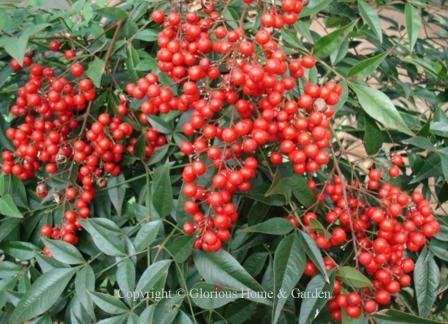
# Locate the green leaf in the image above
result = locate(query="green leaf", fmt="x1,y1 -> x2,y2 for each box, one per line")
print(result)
348,52 -> 387,78
265,170 -> 292,202
134,29 -> 158,42
410,153 -> 442,184
272,233 -> 306,324
79,218 -> 125,256
190,282 -> 239,309
364,115 -> 384,155
9,268 -> 76,323
299,273 -> 335,324
135,260 -> 171,293
375,309 -> 444,324
96,7 -> 127,19
0,194 -> 23,218
193,250 -> 269,305
404,136 -> 435,151
337,266 -> 372,288
299,231 -> 329,281
108,174 -> 126,215
405,4 -> 422,52
152,295 -> 184,323
430,109 -> 448,137
0,34 -> 29,65
351,83 -> 413,135
429,239 -> 448,261
299,0 -> 332,18
75,265 -> 95,318
333,81 -> 349,111
42,238 -> 84,265
243,252 -> 268,278
244,218 -> 294,235
126,44 -> 139,82
358,0 -> 382,43
281,29 -> 304,50
0,64 -> 12,88
439,147 -> 448,181
0,241 -> 38,260
313,22 -> 356,58
414,249 -> 440,317
147,145 -> 169,165
85,57 -> 105,88
117,258 -> 136,298
0,218 -> 20,241
146,115 -> 173,134
290,175 -> 315,207
165,235 -> 195,263
133,220 -> 161,252
152,164 -> 173,217
89,291 -> 129,314
308,218 -> 330,239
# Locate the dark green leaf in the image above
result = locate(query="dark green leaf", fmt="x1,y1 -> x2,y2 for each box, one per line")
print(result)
375,309 -> 445,324
364,115 -> 384,155
165,235 -> 195,263
193,250 -> 269,305
89,291 -> 129,314
0,194 -> 22,218
108,174 -> 126,216
358,0 -> 382,43
281,29 -> 304,50
0,241 -> 38,260
351,83 -> 413,135
404,136 -> 435,151
190,282 -> 239,309
299,232 -> 329,281
243,252 -> 268,278
405,4 -> 422,52
117,259 -> 136,298
429,239 -> 448,261
337,266 -> 372,288
134,29 -> 158,42
244,218 -> 294,235
272,233 -> 306,323
0,34 -> 29,65
135,260 -> 171,293
86,57 -> 105,88
299,0 -> 332,18
9,268 -> 76,323
75,265 -> 95,318
290,175 -> 315,207
133,220 -> 161,252
152,164 -> 173,217
414,249 -> 440,317
313,22 -> 355,58
299,273 -> 334,324
126,44 -> 139,82
348,52 -> 387,78
146,115 -> 173,134
42,238 -> 84,265
79,218 -> 125,256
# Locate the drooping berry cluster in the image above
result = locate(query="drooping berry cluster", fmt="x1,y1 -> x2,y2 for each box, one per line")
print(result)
2,61 -> 94,180
2,43 -> 167,249
140,1 -> 346,251
285,153 -> 440,319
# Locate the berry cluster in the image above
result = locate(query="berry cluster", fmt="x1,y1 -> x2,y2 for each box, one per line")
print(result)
0,1 -> 441,320
143,1 -> 344,251
284,154 -> 440,319
2,43 -> 166,248
2,61 -> 94,180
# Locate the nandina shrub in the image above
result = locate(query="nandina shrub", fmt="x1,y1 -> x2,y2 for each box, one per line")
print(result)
0,0 -> 447,323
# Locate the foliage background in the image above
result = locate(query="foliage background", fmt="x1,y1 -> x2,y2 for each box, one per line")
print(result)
0,0 -> 447,323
